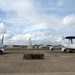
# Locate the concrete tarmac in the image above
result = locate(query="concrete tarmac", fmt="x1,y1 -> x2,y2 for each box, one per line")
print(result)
0,50 -> 75,75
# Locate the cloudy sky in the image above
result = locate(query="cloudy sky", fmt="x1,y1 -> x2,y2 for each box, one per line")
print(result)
0,0 -> 75,45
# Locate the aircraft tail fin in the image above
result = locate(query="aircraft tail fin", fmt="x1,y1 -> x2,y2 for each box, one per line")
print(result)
1,35 -> 4,45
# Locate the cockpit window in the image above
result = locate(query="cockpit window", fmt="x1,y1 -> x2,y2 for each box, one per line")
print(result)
64,39 -> 70,44
64,39 -> 75,44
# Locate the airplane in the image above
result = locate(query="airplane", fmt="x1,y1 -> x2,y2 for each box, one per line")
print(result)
0,35 -> 4,53
61,36 -> 75,52
49,36 -> 75,52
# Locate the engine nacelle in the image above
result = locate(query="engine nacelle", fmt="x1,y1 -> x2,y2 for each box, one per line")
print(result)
49,46 -> 54,51
61,47 -> 65,51
0,48 -> 4,53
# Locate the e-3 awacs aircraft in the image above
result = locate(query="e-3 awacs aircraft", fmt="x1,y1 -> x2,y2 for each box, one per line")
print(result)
50,36 -> 75,53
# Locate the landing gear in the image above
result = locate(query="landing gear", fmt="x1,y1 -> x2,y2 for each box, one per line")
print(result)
0,51 -> 3,54
63,49 -> 73,53
69,50 -> 73,53
63,49 -> 67,52
61,47 -> 74,53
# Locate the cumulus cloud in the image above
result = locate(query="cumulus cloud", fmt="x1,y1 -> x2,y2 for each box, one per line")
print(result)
0,0 -> 63,45
56,0 -> 64,6
0,23 -> 7,34
4,33 -> 14,39
0,0 -> 61,29
62,14 -> 75,28
0,0 -> 75,45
